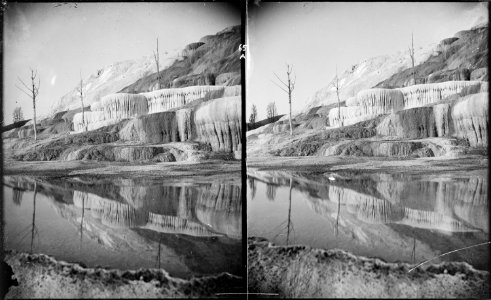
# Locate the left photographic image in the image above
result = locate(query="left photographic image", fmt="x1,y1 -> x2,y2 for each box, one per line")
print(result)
2,2 -> 244,298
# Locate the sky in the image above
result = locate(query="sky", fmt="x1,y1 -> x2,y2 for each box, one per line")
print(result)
3,2 -> 240,123
247,2 -> 488,119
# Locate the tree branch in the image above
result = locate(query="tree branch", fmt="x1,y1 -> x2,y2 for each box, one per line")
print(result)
273,72 -> 288,88
16,84 -> 32,98
17,77 -> 32,92
271,79 -> 289,94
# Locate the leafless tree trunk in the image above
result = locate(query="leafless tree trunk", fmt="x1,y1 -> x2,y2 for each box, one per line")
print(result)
335,66 -> 341,125
13,107 -> 24,123
286,177 -> 293,245
266,102 -> 277,120
16,69 -> 40,140
272,64 -> 296,135
30,181 -> 38,253
78,70 -> 86,132
153,37 -> 161,90
249,104 -> 258,129
408,33 -> 416,85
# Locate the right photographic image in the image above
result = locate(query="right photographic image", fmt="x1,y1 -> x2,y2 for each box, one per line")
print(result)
246,2 -> 489,298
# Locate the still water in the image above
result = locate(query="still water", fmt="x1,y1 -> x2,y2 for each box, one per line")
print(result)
247,170 -> 489,270
4,175 -> 242,278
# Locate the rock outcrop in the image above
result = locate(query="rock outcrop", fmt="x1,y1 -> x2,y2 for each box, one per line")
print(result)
195,96 -> 242,152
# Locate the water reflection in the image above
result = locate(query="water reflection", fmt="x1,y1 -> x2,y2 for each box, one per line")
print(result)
247,170 -> 489,270
4,176 -> 242,278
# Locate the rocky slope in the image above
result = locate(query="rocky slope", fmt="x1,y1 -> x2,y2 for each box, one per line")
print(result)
304,24 -> 487,113
376,23 -> 488,88
50,24 -> 240,118
119,25 -> 241,93
6,25 -> 243,161
50,54 -> 177,115
249,24 -> 488,159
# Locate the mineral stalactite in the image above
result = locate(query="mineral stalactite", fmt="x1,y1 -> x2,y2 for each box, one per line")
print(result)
195,183 -> 242,239
356,88 -> 404,115
101,93 -> 149,120
195,96 -> 242,152
451,92 -> 488,147
143,213 -> 222,237
143,86 -> 223,114
119,112 -> 179,144
397,81 -> 482,109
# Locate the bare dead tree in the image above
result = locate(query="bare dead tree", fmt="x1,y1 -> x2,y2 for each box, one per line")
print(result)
271,64 -> 296,135
408,32 -> 416,85
16,69 -> 40,140
153,37 -> 162,90
335,66 -> 341,125
266,102 -> 277,120
12,107 -> 24,123
249,104 -> 258,129
77,70 -> 87,132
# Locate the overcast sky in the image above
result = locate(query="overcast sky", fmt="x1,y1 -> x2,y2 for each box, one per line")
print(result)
247,2 -> 488,119
3,2 -> 239,123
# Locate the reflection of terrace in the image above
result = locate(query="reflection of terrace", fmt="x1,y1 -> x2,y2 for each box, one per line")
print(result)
6,177 -> 242,239
252,173 -> 487,233
71,185 -> 241,238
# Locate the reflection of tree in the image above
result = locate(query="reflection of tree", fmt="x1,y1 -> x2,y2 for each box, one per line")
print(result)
248,177 -> 257,200
12,187 -> 24,206
156,235 -> 162,269
266,184 -> 277,201
79,194 -> 85,254
335,188 -> 341,237
270,178 -> 295,245
411,237 -> 416,263
286,177 -> 294,245
30,182 -> 39,253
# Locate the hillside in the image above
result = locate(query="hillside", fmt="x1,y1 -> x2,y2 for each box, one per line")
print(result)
376,24 -> 488,88
248,23 -> 488,159
303,43 -> 436,113
50,25 -> 241,115
119,25 -> 241,93
303,24 -> 488,114
50,53 -> 179,115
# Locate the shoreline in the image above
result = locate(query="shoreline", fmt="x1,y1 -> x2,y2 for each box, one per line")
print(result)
248,237 -> 489,298
4,250 -> 244,298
